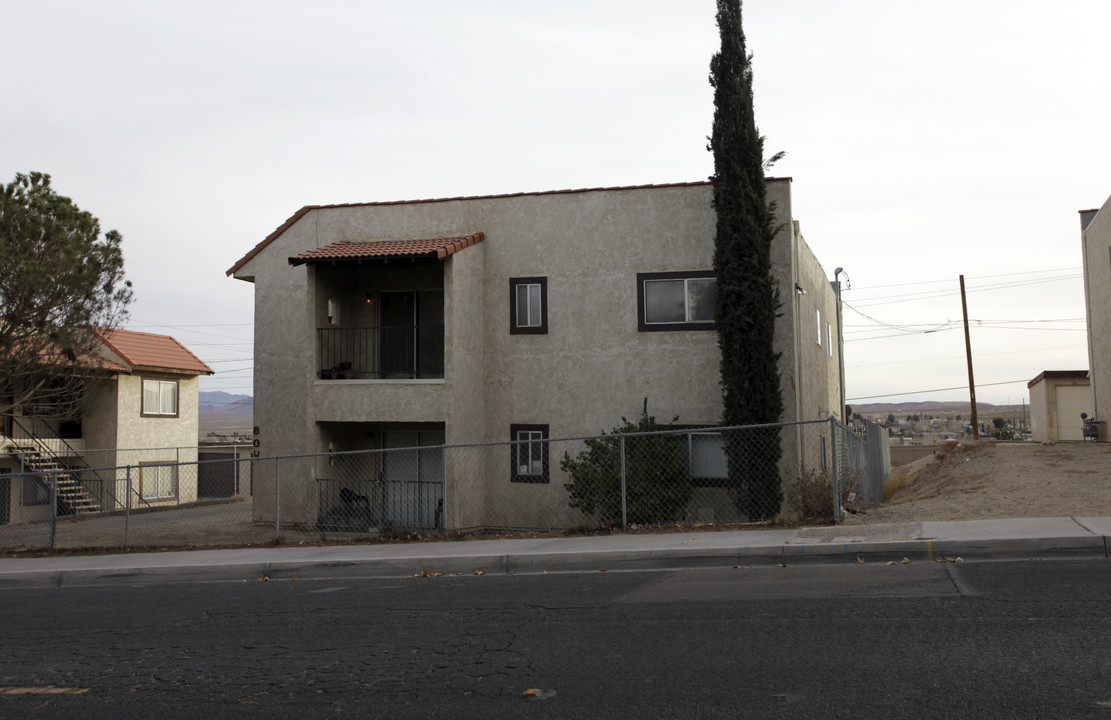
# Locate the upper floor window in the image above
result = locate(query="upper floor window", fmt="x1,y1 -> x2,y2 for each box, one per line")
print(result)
142,379 -> 178,417
510,277 -> 547,334
826,322 -> 834,357
816,308 -> 822,345
637,271 -> 716,331
510,423 -> 549,483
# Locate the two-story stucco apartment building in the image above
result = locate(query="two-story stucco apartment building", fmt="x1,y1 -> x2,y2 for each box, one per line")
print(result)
228,179 -> 843,531
0,329 -> 214,523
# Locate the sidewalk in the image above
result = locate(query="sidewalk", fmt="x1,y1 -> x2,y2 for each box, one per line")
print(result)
0,516 -> 1108,588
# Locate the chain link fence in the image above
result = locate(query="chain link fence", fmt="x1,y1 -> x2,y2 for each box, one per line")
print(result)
0,418 -> 888,551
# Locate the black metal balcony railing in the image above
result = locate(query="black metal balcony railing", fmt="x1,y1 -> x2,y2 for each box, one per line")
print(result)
317,326 -> 444,380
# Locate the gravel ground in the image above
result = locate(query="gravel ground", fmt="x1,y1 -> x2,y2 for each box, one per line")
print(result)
842,440 -> 1111,525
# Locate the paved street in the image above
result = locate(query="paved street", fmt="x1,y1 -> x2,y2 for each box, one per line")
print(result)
2,559 -> 1111,718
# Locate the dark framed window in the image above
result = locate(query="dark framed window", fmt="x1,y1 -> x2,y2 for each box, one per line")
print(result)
140,463 -> 177,500
141,378 -> 179,417
510,277 -> 547,334
510,423 -> 549,483
637,271 -> 716,331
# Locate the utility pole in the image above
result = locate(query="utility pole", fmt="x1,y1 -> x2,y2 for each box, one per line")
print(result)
834,267 -> 847,421
960,275 -> 979,439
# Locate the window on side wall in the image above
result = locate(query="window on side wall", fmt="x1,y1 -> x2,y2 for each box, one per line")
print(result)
510,277 -> 547,334
637,271 -> 716,331
826,322 -> 834,357
141,378 -> 179,417
816,308 -> 822,345
510,424 -> 549,483
21,475 -> 50,506
140,463 -> 177,500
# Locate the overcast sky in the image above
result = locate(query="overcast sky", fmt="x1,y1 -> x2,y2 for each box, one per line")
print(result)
5,1 -> 1109,407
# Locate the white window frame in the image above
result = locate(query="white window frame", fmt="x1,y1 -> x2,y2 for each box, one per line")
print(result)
510,424 -> 549,482
516,283 -> 542,328
141,378 -> 179,417
509,277 -> 547,334
140,463 -> 177,500
826,322 -> 834,357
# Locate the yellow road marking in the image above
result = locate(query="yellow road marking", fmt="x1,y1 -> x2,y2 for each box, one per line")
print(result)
0,687 -> 90,695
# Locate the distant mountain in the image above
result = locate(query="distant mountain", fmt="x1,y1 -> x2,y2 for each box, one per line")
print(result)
198,392 -> 253,436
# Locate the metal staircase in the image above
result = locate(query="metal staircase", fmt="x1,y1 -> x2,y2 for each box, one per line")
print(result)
10,445 -> 101,515
5,415 -> 107,516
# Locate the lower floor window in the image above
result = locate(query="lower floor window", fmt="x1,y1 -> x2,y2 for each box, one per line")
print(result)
22,475 -> 50,506
510,424 -> 549,483
141,464 -> 177,499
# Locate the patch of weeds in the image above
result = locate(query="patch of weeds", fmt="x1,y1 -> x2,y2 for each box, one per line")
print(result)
882,472 -> 912,502
785,469 -> 858,523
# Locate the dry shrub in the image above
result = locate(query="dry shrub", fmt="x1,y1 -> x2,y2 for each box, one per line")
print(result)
882,472 -> 912,502
785,469 -> 858,523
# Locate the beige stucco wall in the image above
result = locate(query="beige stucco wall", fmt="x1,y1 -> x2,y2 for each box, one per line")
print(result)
1082,197 -> 1111,429
1029,379 -> 1050,442
109,373 -> 202,506
1029,374 -> 1092,442
235,181 -> 843,529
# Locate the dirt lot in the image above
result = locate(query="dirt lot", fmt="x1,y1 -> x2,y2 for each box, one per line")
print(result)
842,440 -> 1111,525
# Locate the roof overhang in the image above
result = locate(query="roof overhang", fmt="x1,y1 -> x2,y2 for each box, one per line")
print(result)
288,233 -> 484,267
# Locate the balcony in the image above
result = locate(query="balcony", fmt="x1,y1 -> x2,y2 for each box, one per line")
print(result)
317,326 -> 444,380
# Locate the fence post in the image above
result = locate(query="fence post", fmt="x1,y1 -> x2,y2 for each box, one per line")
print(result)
233,445 -> 240,497
619,435 -> 628,529
50,469 -> 58,550
125,466 -> 132,547
441,445 -> 448,533
274,457 -> 281,540
829,415 -> 841,523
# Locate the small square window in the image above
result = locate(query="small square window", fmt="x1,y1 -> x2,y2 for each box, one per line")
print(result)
140,463 -> 177,500
142,378 -> 179,417
510,424 -> 549,483
637,271 -> 716,331
510,277 -> 547,334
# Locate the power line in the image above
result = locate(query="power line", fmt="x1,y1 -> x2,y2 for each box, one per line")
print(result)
847,378 -> 1031,402
850,266 -> 1082,291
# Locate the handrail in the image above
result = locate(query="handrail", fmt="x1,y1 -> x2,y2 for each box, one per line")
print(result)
6,414 -> 149,511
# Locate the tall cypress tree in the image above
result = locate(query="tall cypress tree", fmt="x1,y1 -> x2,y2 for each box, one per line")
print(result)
709,0 -> 783,520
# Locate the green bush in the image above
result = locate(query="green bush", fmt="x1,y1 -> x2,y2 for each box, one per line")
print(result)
561,402 -> 692,525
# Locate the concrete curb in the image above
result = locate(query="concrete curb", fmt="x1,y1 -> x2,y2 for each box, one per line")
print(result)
0,532 -> 1106,588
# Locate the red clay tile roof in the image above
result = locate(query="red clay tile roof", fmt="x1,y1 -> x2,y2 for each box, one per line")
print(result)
93,328 -> 214,376
288,233 -> 484,266
228,179 -> 796,277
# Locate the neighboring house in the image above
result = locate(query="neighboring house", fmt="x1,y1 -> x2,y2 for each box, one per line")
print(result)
0,329 -> 214,523
1081,199 -> 1111,440
227,179 -> 843,531
1027,370 -> 1092,442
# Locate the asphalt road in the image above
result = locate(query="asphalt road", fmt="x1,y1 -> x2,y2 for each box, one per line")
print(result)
2,559 -> 1111,719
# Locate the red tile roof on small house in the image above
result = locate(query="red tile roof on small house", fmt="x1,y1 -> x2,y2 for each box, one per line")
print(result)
93,328 -> 214,376
288,233 -> 484,266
